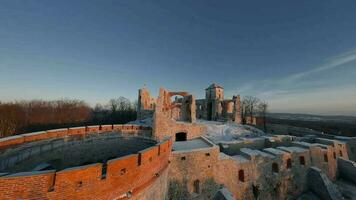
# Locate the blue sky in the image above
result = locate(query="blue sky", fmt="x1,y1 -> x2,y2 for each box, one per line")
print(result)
0,1 -> 356,115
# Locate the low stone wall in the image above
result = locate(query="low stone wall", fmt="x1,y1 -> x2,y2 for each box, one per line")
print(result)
0,125 -> 171,200
337,157 -> 356,184
169,140 -> 220,195
293,141 -> 340,181
219,137 -> 266,155
307,167 -> 343,200
216,147 -> 311,200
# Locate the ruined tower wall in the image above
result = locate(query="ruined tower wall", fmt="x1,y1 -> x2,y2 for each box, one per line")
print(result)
153,110 -> 205,141
137,88 -> 156,120
152,88 -> 205,141
233,95 -> 242,124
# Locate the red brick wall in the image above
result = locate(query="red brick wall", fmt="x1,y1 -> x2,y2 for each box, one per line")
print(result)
0,125 -> 152,150
0,133 -> 171,200
68,127 -> 86,136
101,125 -> 113,132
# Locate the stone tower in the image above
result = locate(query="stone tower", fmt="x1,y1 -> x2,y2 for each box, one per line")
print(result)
205,83 -> 224,120
137,88 -> 155,119
233,95 -> 242,124
205,83 -> 224,100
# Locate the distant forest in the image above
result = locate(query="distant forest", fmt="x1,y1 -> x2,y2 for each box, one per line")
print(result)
0,97 -> 137,138
267,117 -> 356,137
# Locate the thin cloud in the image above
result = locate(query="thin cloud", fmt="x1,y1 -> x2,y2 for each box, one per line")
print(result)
286,50 -> 356,82
233,49 -> 356,98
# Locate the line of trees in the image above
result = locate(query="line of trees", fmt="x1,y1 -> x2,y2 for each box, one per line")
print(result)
0,97 -> 137,138
241,96 -> 268,131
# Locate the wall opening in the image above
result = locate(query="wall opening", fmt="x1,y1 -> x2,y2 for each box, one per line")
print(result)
286,158 -> 292,169
101,163 -> 107,179
238,169 -> 245,182
207,102 -> 213,120
339,150 -> 343,157
324,154 -> 328,162
252,185 -> 260,199
175,132 -> 187,141
272,163 -> 279,173
193,179 -> 200,194
299,156 -> 305,165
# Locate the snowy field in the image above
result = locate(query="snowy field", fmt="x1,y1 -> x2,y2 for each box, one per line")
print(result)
127,117 -> 153,126
127,118 -> 266,143
196,120 -> 266,143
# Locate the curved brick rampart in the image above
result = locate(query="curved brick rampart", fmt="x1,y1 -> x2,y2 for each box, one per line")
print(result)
0,125 -> 172,200
0,124 -> 152,149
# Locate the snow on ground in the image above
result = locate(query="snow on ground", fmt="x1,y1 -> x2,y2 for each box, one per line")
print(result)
127,118 -> 266,143
196,120 -> 266,142
127,117 -> 153,126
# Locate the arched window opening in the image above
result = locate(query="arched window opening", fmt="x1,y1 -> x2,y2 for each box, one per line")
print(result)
324,154 -> 328,162
339,150 -> 343,157
286,159 -> 292,169
300,156 -> 305,165
238,169 -> 245,182
175,132 -> 187,141
272,163 -> 279,173
252,185 -> 260,199
193,180 -> 200,194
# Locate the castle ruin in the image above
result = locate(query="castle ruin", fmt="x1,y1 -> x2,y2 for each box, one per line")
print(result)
0,84 -> 356,200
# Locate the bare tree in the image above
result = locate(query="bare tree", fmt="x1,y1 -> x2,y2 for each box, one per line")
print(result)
0,97 -> 137,138
0,103 -> 24,137
241,99 -> 248,124
0,100 -> 92,137
258,101 -> 268,132
242,96 -> 260,124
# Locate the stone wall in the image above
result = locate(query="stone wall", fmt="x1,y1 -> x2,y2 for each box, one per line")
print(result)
307,167 -> 343,200
216,146 -> 311,200
233,95 -> 242,124
168,135 -> 312,200
153,88 -> 206,141
337,157 -> 356,184
166,132 -> 348,200
137,88 -> 156,119
168,139 -> 220,196
195,84 -> 242,124
293,140 -> 341,181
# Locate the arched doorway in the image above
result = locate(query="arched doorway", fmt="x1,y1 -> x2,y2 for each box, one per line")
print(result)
207,102 -> 213,120
238,169 -> 245,182
272,163 -> 279,173
286,158 -> 292,169
175,132 -> 187,141
299,156 -> 305,165
193,179 -> 200,194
